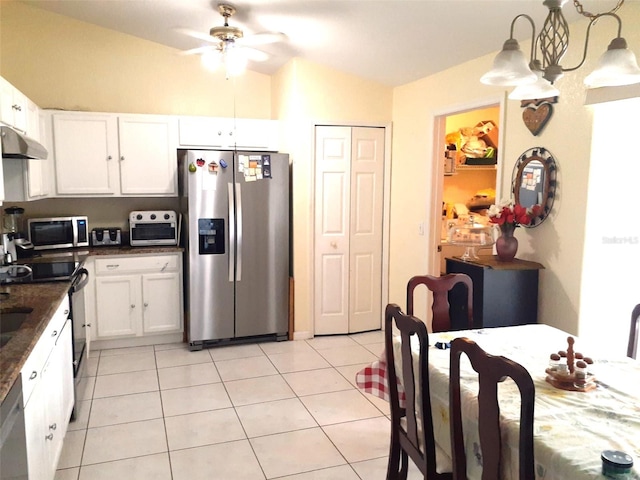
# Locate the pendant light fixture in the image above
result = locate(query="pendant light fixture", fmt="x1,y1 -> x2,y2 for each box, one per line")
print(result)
481,0 -> 640,99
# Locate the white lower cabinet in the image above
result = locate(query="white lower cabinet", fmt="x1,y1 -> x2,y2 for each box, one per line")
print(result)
21,297 -> 73,480
93,253 -> 183,339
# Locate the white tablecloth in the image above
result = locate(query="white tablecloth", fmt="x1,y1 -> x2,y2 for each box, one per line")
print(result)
396,324 -> 640,480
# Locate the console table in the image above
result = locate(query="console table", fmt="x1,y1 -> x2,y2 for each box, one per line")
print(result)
445,255 -> 544,329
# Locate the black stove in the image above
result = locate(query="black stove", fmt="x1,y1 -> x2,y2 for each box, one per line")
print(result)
0,259 -> 81,285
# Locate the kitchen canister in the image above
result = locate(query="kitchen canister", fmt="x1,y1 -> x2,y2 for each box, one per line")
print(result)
601,450 -> 633,478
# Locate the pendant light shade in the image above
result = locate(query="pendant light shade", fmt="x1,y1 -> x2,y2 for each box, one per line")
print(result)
584,37 -> 640,88
509,70 -> 561,100
480,39 -> 538,86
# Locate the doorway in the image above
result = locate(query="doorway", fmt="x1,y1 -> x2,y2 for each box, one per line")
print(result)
313,125 -> 387,335
430,98 -> 506,278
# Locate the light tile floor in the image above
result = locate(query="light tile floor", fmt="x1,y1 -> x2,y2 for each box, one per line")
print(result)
54,331 -> 423,479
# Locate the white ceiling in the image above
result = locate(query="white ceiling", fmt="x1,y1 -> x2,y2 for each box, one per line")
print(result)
21,0 -> 612,87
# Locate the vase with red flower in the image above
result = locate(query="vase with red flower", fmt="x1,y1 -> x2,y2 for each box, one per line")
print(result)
488,201 -> 541,262
495,222 -> 518,261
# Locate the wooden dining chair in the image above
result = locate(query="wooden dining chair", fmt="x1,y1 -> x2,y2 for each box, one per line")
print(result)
385,303 -> 452,480
406,274 -> 473,332
628,304 -> 640,359
449,337 -> 535,480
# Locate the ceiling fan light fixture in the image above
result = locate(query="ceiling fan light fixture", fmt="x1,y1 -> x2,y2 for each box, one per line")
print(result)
480,39 -> 538,86
584,37 -> 640,88
201,49 -> 223,72
224,45 -> 248,77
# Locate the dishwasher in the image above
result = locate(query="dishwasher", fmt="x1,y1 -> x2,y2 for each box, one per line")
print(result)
0,378 -> 28,480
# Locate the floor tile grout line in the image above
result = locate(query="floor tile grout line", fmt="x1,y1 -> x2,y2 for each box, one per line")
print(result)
62,336 -> 391,479
154,355 -> 175,480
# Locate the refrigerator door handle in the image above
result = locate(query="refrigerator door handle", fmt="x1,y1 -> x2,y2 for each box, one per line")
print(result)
236,182 -> 242,282
228,182 -> 235,282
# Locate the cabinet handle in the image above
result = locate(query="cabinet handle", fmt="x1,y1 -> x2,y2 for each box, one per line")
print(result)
229,131 -> 233,136
144,302 -> 149,307
217,131 -> 222,136
64,309 -> 70,315
29,371 -> 37,380
82,323 -> 92,328
49,423 -> 57,431
330,241 -> 337,248
45,433 -> 54,441
12,104 -> 22,111
106,264 -> 119,269
120,156 -> 125,161
51,330 -> 58,337
131,304 -> 135,309
107,155 -> 113,160
161,262 -> 168,272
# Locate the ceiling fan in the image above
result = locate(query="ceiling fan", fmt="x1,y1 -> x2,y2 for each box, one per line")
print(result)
177,4 -> 285,76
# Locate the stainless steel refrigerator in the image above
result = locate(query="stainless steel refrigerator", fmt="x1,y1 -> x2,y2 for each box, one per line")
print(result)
178,149 -> 290,349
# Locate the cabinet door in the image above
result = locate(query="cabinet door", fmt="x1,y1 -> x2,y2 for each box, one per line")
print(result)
96,275 -> 141,338
234,118 -> 278,151
0,77 -> 27,131
53,113 -> 119,195
142,272 -> 182,334
0,77 -> 14,126
24,376 -> 48,480
178,116 -> 227,148
46,319 -> 73,474
118,115 -> 177,195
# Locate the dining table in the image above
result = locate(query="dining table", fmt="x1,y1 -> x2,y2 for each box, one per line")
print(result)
355,323 -> 640,480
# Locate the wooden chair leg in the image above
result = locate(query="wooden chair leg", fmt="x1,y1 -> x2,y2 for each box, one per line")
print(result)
399,451 -> 409,480
387,434 -> 401,480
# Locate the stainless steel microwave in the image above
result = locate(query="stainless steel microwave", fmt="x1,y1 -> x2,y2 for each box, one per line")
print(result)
28,216 -> 89,250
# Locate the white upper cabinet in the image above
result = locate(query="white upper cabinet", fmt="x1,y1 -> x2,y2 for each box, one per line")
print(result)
178,116 -> 279,151
51,112 -> 178,196
118,115 -> 178,195
53,113 -> 119,195
0,76 -> 28,132
1,80 -> 52,202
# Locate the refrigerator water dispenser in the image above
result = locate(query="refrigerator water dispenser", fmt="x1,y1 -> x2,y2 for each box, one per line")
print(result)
198,218 -> 225,254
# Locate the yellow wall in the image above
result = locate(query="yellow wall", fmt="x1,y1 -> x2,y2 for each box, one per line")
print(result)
0,1 -> 271,117
391,1 -> 640,335
272,58 -> 393,337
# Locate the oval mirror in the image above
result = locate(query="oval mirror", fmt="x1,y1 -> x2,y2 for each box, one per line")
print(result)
511,147 -> 557,228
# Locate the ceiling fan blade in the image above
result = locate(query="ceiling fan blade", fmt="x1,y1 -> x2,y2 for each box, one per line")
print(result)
236,32 -> 286,47
174,27 -> 219,44
179,45 -> 218,56
240,47 -> 269,62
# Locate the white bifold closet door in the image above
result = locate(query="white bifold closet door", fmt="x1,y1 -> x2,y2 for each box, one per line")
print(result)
314,125 -> 385,335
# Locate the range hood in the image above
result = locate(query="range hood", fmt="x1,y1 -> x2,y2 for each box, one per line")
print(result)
0,125 -> 48,160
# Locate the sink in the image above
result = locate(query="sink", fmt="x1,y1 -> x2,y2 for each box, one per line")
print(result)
0,308 -> 33,348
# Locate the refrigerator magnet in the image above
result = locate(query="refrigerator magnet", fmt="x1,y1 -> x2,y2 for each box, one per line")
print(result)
219,159 -> 228,169
196,158 -> 205,167
208,161 -> 219,173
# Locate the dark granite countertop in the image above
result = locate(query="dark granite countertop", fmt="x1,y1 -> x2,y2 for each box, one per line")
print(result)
0,246 -> 184,403
0,281 -> 70,402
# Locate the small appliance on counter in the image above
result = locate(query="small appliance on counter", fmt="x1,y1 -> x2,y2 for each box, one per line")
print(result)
91,227 -> 122,247
2,207 -> 34,263
129,210 -> 179,246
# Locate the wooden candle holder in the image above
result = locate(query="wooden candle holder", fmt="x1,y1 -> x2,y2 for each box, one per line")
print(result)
545,336 -> 596,392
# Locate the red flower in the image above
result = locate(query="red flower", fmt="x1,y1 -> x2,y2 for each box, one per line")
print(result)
488,202 -> 541,228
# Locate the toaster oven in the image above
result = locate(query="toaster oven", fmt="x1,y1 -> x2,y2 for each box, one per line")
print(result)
129,210 -> 178,246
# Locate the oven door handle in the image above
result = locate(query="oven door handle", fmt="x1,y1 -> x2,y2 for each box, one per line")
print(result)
70,268 -> 90,293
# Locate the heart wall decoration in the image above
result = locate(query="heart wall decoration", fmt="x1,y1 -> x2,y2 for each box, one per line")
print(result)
521,96 -> 558,136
